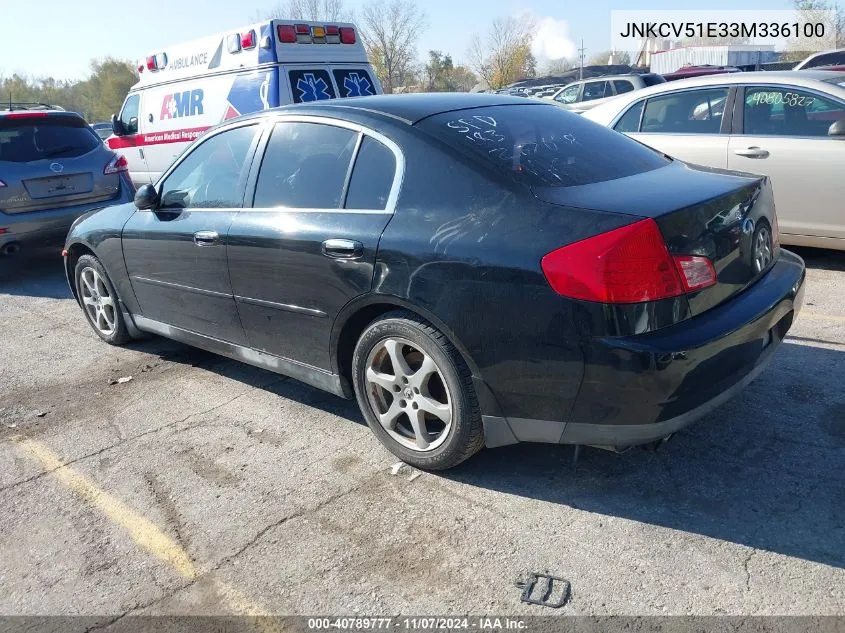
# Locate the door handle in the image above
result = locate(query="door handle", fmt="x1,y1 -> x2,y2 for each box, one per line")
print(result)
733,146 -> 769,158
321,238 -> 363,259
193,230 -> 220,247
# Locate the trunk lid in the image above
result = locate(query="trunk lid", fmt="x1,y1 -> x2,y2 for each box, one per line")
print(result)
533,161 -> 779,316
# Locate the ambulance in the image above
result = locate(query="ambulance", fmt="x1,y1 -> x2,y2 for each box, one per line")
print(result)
108,20 -> 381,185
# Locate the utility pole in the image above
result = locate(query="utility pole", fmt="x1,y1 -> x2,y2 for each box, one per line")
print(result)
578,39 -> 586,80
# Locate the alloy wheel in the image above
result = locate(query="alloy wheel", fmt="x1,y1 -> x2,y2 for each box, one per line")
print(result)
365,337 -> 453,452
754,226 -> 773,273
79,267 -> 117,336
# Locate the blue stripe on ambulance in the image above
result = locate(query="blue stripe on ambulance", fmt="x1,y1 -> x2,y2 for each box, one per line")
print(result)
223,69 -> 280,121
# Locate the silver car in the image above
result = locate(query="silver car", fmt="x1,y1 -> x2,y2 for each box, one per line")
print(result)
0,110 -> 135,255
583,71 -> 845,251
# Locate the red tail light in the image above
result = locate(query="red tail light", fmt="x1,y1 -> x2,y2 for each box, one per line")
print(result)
277,25 -> 296,43
0,228 -> 7,234
541,218 -> 715,303
294,23 -> 310,34
104,154 -> 129,175
339,27 -> 356,44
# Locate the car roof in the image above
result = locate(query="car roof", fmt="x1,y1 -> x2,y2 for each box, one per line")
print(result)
583,70 -> 845,124
0,110 -> 83,119
235,93 -> 544,126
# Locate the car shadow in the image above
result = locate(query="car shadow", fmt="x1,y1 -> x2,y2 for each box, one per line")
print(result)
137,335 -> 845,570
791,246 -> 845,272
0,248 -> 71,300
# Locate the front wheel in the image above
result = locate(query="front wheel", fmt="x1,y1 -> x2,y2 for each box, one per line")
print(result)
75,254 -> 131,345
352,310 -> 484,470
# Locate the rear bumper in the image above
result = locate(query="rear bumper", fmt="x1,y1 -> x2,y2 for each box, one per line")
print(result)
487,250 -> 805,448
0,179 -> 133,249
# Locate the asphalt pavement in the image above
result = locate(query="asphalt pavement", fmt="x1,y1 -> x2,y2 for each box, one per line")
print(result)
0,246 -> 843,621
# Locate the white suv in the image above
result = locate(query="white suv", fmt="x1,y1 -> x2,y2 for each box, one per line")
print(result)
548,73 -> 665,113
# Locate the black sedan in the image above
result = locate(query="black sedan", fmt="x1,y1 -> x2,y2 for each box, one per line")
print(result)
63,94 -> 805,470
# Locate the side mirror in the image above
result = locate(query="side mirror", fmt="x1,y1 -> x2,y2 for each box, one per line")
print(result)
134,184 -> 159,210
828,119 -> 845,137
111,114 -> 125,136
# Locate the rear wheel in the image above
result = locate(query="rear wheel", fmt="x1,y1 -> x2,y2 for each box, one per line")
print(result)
75,254 -> 130,345
352,311 -> 484,470
752,221 -> 773,273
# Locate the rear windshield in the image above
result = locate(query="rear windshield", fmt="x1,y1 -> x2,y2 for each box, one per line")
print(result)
417,104 -> 670,188
0,116 -> 101,163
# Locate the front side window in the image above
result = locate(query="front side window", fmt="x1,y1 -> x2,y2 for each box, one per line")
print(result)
253,122 -> 358,209
743,87 -> 845,137
641,88 -> 728,134
289,69 -> 337,103
555,84 -> 580,104
582,81 -> 609,102
120,94 -> 140,134
418,104 -> 669,188
613,80 -> 635,95
159,125 -> 257,209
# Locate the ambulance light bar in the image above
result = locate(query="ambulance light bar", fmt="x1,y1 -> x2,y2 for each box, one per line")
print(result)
276,24 -> 356,45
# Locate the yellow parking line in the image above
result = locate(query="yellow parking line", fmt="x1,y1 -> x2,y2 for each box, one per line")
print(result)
13,435 -> 197,580
799,312 -> 845,324
13,435 -> 282,627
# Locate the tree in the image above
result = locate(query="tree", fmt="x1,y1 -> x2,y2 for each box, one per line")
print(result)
358,0 -> 427,93
0,58 -> 136,122
424,50 -> 477,92
542,57 -> 573,76
784,0 -> 845,60
468,16 -> 537,89
253,0 -> 347,21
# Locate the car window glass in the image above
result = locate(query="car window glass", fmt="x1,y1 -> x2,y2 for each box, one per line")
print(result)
613,80 -> 635,95
0,116 -> 100,162
614,101 -> 645,133
641,88 -> 728,134
253,122 -> 358,209
120,95 -> 140,134
555,84 -> 580,104
743,87 -> 845,137
582,81 -> 609,102
345,136 -> 396,210
159,125 -> 257,209
418,104 -> 669,188
288,69 -> 337,103
806,51 -> 845,68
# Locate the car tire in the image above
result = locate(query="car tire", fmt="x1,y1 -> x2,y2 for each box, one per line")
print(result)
74,254 -> 131,346
352,310 -> 484,471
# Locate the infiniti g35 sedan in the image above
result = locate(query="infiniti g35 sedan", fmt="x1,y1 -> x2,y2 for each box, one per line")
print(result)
63,94 -> 805,470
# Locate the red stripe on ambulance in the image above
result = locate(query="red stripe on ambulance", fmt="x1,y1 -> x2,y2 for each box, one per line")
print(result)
108,126 -> 211,149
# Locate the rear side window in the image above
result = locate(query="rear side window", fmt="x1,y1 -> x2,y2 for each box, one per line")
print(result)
253,122 -> 358,208
0,116 -> 100,163
333,69 -> 377,98
582,81 -> 610,102
289,69 -> 337,103
613,80 -> 635,95
641,88 -> 728,134
614,101 -> 645,133
418,104 -> 669,188
345,137 -> 396,209
743,87 -> 845,137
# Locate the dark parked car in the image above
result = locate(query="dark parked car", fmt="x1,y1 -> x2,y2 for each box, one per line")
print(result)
90,122 -> 113,141
0,110 -> 135,255
63,94 -> 805,470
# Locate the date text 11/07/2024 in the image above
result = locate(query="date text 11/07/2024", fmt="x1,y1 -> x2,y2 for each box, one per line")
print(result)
307,617 -> 528,630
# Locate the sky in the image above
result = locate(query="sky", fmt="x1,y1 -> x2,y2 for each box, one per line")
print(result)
0,0 -> 797,81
